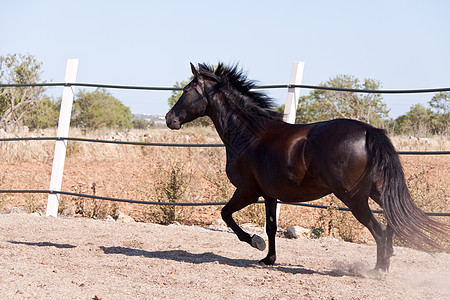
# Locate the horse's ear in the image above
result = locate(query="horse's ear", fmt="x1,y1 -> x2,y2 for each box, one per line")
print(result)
190,62 -> 198,78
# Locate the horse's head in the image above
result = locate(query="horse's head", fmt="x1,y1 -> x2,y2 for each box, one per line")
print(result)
165,63 -> 219,130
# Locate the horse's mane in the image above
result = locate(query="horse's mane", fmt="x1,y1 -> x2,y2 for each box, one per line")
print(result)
199,63 -> 283,121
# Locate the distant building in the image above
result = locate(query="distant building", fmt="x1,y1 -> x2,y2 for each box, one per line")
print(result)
133,114 -> 166,127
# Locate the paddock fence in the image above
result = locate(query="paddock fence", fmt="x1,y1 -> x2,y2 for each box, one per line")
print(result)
0,60 -> 449,218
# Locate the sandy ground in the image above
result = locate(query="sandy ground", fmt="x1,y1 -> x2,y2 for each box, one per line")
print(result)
1,213 -> 449,300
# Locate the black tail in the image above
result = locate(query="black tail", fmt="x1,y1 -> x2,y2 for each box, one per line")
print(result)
366,127 -> 450,252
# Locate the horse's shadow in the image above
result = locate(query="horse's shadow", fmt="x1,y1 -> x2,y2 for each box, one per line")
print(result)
8,240 -> 76,249
99,245 -> 342,276
6,240 -> 357,278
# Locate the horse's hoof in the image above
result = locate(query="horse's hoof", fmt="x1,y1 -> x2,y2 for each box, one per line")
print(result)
251,234 -> 266,251
367,268 -> 387,279
259,256 -> 276,266
258,260 -> 270,267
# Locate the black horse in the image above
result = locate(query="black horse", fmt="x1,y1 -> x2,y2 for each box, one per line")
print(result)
166,63 -> 449,272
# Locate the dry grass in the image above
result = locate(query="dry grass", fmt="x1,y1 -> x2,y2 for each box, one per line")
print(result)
391,135 -> 450,151
0,127 -> 448,246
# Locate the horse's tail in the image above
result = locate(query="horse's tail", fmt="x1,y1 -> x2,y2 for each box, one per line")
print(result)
366,126 -> 449,252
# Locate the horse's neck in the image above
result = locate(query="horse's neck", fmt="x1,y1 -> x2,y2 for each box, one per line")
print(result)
207,92 -> 268,154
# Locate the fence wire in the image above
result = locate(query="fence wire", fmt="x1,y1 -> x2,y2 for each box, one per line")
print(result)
1,82 -> 450,94
0,189 -> 448,217
0,136 -> 225,148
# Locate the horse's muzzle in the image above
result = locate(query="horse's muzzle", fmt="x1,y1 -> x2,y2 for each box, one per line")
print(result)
165,111 -> 181,130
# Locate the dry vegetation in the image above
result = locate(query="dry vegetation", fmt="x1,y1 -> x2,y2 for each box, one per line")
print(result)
0,127 -> 448,246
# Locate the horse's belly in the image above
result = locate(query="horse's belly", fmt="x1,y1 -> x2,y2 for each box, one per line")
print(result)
278,189 -> 331,203
263,177 -> 332,203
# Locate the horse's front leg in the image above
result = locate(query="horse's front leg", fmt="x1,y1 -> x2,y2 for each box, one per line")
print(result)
260,197 -> 277,266
221,189 -> 266,251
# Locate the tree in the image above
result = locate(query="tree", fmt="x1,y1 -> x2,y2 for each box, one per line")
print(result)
428,92 -> 449,135
132,119 -> 151,130
296,75 -> 390,127
0,54 -> 46,130
23,96 -> 60,129
72,88 -> 132,130
394,104 -> 432,136
394,93 -> 450,136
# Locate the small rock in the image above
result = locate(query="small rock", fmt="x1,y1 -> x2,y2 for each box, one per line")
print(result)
30,212 -> 41,217
9,207 -> 26,214
286,226 -> 309,239
116,213 -> 135,223
419,137 -> 430,144
168,221 -> 181,227
209,219 -> 227,230
105,215 -> 115,222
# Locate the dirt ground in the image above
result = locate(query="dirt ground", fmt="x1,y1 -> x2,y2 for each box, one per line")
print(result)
1,213 -> 449,300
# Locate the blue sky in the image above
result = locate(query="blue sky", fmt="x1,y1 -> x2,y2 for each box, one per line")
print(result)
1,0 -> 449,118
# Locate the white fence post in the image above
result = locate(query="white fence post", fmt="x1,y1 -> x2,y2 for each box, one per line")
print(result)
46,59 -> 78,217
283,62 -> 304,124
275,62 -> 304,222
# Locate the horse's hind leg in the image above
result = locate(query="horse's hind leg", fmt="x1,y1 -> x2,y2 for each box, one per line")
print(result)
383,225 -> 394,271
221,189 -> 265,251
370,190 -> 395,267
260,197 -> 277,266
338,192 -> 390,272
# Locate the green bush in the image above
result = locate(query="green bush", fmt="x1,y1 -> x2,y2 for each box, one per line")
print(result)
72,88 -> 132,130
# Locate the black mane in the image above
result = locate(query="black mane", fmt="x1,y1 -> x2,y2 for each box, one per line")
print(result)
199,63 -> 283,120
